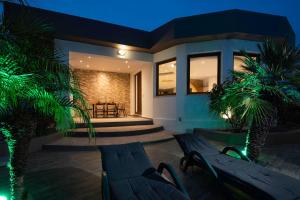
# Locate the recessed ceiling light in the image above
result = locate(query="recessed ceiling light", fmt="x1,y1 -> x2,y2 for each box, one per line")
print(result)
117,49 -> 127,56
79,60 -> 83,63
86,64 -> 90,68
171,63 -> 175,68
88,56 -> 92,59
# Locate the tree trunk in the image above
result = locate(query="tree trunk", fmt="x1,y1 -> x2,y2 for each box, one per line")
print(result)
247,123 -> 266,161
6,112 -> 37,200
247,110 -> 276,161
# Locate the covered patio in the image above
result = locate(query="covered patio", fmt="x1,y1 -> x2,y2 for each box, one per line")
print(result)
69,51 -> 153,119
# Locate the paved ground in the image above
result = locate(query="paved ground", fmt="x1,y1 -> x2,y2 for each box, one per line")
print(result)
22,140 -> 226,200
44,131 -> 173,148
258,144 -> 300,179
1,139 -> 300,200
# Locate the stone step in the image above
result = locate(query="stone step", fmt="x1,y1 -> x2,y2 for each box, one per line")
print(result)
43,131 -> 175,151
75,118 -> 153,128
70,125 -> 164,137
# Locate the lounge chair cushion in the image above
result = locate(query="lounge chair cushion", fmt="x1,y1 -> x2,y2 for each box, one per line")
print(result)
100,142 -> 153,181
110,171 -> 190,200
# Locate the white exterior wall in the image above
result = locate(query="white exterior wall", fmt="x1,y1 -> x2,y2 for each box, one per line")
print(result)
153,39 -> 261,132
153,46 -> 177,130
55,38 -> 261,132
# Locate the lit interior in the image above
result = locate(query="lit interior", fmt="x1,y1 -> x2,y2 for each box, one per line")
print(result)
189,56 -> 218,93
157,60 -> 176,95
234,55 -> 257,72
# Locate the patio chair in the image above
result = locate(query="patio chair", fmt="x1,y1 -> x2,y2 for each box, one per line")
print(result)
99,142 -> 190,200
117,103 -> 127,117
174,133 -> 300,200
106,103 -> 117,117
95,103 -> 106,118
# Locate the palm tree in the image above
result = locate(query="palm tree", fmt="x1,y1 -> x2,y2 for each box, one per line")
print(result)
209,39 -> 300,161
258,39 -> 300,124
223,56 -> 299,160
0,11 -> 93,200
209,80 -> 246,131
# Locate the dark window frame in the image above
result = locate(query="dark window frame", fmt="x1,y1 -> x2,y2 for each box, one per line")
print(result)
156,57 -> 177,96
187,52 -> 221,95
233,51 -> 260,71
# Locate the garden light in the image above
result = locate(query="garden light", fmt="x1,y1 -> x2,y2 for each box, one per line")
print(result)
0,195 -> 8,200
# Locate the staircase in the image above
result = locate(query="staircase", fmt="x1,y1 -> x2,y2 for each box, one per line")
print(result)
43,117 -> 174,151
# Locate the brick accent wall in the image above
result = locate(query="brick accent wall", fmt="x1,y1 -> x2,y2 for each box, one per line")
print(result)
74,69 -> 130,115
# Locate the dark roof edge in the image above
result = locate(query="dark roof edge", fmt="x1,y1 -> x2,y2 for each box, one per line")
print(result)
3,2 -> 296,53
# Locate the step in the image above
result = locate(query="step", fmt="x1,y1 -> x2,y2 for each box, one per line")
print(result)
70,125 -> 164,137
43,131 -> 175,151
75,118 -> 153,128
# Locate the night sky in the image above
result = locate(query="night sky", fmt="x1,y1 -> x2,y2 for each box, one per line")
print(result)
28,0 -> 300,44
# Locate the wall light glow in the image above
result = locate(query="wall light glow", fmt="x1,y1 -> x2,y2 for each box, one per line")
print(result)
221,108 -> 232,119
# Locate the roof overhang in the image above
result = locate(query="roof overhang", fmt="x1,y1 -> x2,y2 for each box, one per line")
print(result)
3,2 -> 296,53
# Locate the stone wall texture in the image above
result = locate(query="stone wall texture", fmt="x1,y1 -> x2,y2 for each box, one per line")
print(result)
74,69 -> 130,115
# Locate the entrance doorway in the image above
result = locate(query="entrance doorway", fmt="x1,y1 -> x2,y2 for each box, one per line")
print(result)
134,72 -> 142,115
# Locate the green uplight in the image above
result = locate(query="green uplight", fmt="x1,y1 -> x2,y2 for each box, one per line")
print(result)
0,195 -> 8,200
241,149 -> 247,156
242,130 -> 250,156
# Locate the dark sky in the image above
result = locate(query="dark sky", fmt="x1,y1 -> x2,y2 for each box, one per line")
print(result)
29,0 -> 300,44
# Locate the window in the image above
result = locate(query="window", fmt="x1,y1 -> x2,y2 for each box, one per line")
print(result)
156,58 -> 176,96
233,52 -> 259,72
188,53 -> 220,94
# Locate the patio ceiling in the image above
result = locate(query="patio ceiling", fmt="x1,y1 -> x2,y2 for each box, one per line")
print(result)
69,52 -> 151,73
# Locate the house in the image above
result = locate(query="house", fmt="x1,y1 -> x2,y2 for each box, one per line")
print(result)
1,2 -> 295,132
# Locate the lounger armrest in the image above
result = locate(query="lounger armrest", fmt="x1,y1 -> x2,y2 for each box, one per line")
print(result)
189,151 -> 218,180
102,171 -> 111,200
157,162 -> 189,197
221,146 -> 250,161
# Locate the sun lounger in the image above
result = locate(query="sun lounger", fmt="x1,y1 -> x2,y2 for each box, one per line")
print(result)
99,142 -> 190,200
174,133 -> 300,200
